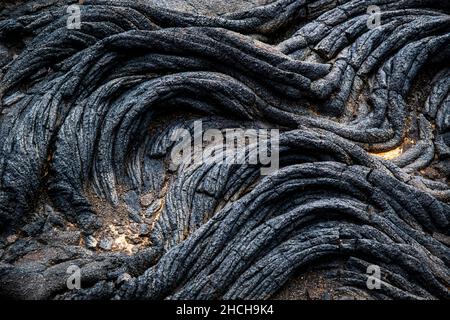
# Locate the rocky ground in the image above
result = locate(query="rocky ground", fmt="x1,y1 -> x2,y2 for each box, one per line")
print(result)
0,0 -> 449,300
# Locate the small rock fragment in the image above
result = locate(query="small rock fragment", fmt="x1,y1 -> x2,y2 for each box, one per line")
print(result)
6,235 -> 18,244
116,273 -> 132,285
99,237 -> 113,251
140,193 -> 155,207
85,235 -> 98,248
123,190 -> 141,215
139,224 -> 150,236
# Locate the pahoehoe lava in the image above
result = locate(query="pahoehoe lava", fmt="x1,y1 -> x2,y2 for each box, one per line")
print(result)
0,0 -> 449,300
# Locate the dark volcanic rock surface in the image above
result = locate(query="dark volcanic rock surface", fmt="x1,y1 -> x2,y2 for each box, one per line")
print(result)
0,0 -> 449,300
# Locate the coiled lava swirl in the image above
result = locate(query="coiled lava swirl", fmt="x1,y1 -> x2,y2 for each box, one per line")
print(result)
0,0 -> 449,300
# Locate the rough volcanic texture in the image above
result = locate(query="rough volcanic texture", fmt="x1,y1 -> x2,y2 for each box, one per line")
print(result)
0,0 -> 449,300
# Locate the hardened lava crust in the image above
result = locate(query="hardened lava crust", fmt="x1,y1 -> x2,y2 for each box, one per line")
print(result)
0,0 -> 449,300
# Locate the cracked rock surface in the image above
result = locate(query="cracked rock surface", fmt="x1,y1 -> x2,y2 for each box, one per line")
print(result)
0,0 -> 449,300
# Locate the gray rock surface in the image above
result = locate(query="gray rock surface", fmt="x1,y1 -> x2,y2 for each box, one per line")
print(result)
0,0 -> 449,300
